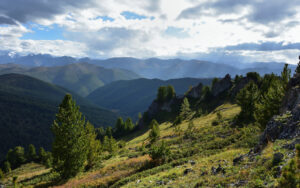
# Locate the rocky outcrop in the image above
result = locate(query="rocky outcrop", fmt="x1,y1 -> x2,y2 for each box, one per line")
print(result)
260,74 -> 300,146
231,77 -> 256,98
185,83 -> 203,98
147,98 -> 175,118
211,74 -> 232,96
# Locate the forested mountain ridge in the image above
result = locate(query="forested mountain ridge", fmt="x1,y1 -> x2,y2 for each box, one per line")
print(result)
0,74 -> 117,161
87,78 -> 212,119
0,63 -> 140,96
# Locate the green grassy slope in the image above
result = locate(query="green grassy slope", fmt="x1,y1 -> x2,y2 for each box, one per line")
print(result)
0,74 -> 117,161
87,78 -> 212,118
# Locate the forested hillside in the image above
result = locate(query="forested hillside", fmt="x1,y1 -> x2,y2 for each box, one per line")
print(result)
0,63 -> 140,96
0,74 -> 117,160
87,78 -> 212,119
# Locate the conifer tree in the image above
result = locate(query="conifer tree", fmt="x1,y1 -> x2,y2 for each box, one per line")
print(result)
125,117 -> 134,131
180,97 -> 191,119
281,63 -> 291,88
27,144 -> 37,162
105,127 -> 113,138
236,81 -> 259,123
86,122 -> 101,168
115,117 -> 124,132
7,146 -> 26,168
51,94 -> 89,179
166,85 -> 176,100
255,79 -> 285,128
295,55 -> 300,74
3,161 -> 11,173
149,119 -> 160,144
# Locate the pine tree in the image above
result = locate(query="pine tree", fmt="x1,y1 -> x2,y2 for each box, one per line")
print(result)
3,161 -> 11,173
180,97 -> 191,119
115,117 -> 124,132
86,122 -> 101,169
281,63 -> 291,88
166,85 -> 176,100
255,79 -> 285,128
149,119 -> 160,144
27,144 -> 37,162
51,94 -> 89,179
6,146 -> 26,168
295,56 -> 300,74
125,117 -> 134,131
236,81 -> 259,124
105,127 -> 113,138
102,136 -> 117,153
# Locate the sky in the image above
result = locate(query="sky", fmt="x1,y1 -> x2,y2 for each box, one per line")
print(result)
0,0 -> 300,64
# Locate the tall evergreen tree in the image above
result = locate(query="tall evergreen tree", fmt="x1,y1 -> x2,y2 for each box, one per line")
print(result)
180,97 -> 191,119
105,127 -> 113,138
6,146 -> 26,168
281,63 -> 291,88
27,144 -> 37,162
3,161 -> 11,173
255,79 -> 285,128
86,122 -> 101,169
166,85 -> 176,100
51,94 -> 89,179
295,55 -> 300,74
125,117 -> 134,131
115,117 -> 124,132
236,81 -> 259,123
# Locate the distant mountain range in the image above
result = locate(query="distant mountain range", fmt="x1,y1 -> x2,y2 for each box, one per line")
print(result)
87,78 -> 212,119
0,53 -> 295,80
0,63 -> 140,96
0,74 -> 117,160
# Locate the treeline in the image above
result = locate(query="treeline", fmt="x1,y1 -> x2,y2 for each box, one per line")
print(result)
235,64 -> 291,128
0,144 -> 52,174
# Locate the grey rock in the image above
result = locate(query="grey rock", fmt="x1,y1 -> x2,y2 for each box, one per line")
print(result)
211,74 -> 232,96
186,83 -> 203,98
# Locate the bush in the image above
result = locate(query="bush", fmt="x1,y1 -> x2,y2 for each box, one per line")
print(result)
149,119 -> 160,144
279,159 -> 297,188
149,141 -> 171,164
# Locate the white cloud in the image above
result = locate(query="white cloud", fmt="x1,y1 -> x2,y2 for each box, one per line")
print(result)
0,0 -> 299,63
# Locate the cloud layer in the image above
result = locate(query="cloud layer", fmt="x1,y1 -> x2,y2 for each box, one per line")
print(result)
0,0 -> 299,64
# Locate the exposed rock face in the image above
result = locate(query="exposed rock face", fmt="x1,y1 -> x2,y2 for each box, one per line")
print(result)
260,74 -> 300,146
185,83 -> 203,98
147,99 -> 174,119
231,77 -> 256,98
211,74 -> 232,96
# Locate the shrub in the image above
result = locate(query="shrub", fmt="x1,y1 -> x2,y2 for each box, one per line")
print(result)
4,161 -> 11,173
149,141 -> 171,164
149,119 -> 160,144
0,169 -> 4,181
279,159 -> 297,188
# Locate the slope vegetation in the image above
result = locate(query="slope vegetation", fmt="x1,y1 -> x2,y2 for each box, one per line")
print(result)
87,78 -> 212,118
0,74 -> 117,160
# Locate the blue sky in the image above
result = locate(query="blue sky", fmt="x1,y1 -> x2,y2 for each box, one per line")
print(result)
0,0 -> 299,64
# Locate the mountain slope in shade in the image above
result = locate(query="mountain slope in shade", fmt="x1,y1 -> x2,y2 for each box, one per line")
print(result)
0,74 -> 117,160
0,63 -> 140,96
87,78 -> 212,119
